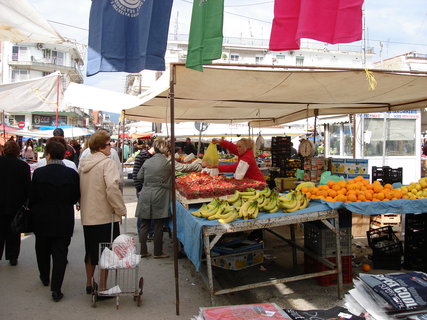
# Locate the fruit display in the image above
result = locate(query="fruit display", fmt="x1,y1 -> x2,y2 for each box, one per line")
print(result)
190,186 -> 310,223
398,177 -> 427,199
301,175 -> 405,202
176,172 -> 266,199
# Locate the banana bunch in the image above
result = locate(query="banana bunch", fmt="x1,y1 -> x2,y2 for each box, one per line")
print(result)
277,190 -> 309,213
238,200 -> 259,220
295,181 -> 315,192
260,193 -> 279,213
192,198 -> 239,223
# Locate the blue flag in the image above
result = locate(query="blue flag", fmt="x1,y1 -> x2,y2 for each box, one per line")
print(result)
87,0 -> 173,76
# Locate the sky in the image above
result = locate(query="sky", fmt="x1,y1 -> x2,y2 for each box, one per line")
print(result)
29,0 -> 427,92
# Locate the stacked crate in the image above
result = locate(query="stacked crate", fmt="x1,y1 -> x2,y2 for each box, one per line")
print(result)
303,157 -> 327,183
403,213 -> 427,272
367,226 -> 402,270
303,209 -> 353,285
370,214 -> 401,234
270,136 -> 303,179
371,166 -> 403,185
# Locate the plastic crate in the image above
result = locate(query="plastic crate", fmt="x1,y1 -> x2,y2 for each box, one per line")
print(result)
304,254 -> 353,286
367,226 -> 402,270
403,214 -> 427,271
371,166 -> 403,185
304,222 -> 352,257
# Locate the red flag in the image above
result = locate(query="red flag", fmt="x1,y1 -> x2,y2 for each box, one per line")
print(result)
269,0 -> 364,51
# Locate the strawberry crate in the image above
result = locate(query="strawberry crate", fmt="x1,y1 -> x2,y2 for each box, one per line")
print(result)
304,254 -> 353,286
304,222 -> 352,257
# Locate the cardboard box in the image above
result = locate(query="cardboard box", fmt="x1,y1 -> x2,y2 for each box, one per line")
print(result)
347,173 -> 370,180
212,240 -> 264,270
352,212 -> 371,238
345,159 -> 369,174
331,159 -> 346,173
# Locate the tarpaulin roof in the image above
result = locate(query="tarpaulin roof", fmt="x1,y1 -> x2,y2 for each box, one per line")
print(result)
0,72 -> 63,113
124,63 -> 427,126
0,0 -> 64,43
63,82 -> 140,113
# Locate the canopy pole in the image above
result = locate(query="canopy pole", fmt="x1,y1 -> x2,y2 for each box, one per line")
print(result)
170,64 -> 180,316
313,109 -> 318,149
2,110 -> 6,141
55,74 -> 60,127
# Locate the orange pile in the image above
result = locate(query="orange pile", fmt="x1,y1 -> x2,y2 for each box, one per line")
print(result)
300,176 -> 406,203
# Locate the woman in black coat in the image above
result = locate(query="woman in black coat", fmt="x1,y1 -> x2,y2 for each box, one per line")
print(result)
0,141 -> 31,266
30,138 -> 80,302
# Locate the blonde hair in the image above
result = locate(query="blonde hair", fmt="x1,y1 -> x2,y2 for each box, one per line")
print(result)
237,138 -> 255,155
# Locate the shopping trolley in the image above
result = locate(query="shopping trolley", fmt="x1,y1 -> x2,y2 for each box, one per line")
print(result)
91,217 -> 143,309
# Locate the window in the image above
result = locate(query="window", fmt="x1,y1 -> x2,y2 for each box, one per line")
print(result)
276,54 -> 286,60
255,56 -> 263,64
11,46 -> 29,61
296,55 -> 304,66
230,54 -> 239,61
364,118 -> 416,156
11,70 -> 29,82
329,124 -> 341,155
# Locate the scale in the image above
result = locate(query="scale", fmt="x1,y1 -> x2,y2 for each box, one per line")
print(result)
299,138 -> 315,157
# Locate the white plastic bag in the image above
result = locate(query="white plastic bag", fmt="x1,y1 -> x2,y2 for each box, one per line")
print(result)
201,168 -> 219,177
112,234 -> 136,258
234,160 -> 249,180
99,247 -> 120,269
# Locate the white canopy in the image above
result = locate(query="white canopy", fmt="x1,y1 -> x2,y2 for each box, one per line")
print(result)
124,64 -> 427,126
63,83 -> 140,113
0,0 -> 64,43
0,73 -> 63,113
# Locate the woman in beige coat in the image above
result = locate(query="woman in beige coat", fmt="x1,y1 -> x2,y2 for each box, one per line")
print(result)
79,130 -> 126,295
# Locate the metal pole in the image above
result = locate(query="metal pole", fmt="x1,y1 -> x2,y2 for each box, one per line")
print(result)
2,110 -> 6,141
56,75 -> 60,127
170,65 -> 180,316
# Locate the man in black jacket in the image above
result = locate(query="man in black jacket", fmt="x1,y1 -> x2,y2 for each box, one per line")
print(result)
53,128 -> 77,166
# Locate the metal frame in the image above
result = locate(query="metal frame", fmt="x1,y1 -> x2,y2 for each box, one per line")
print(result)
201,209 -> 343,304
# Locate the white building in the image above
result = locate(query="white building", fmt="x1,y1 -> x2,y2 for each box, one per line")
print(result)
0,40 -> 84,129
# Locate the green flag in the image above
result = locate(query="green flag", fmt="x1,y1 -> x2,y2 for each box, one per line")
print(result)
186,0 -> 224,71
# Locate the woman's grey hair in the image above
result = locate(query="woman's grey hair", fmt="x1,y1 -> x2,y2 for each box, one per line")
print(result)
153,139 -> 171,156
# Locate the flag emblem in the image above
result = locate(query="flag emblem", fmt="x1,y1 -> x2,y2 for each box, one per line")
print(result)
111,0 -> 145,17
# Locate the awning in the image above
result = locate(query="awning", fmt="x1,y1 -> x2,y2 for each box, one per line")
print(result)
0,0 -> 64,43
124,64 -> 427,126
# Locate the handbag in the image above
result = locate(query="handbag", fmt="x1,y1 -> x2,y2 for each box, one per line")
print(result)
11,201 -> 33,234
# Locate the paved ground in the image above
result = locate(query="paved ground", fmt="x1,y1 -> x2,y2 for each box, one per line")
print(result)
0,180 -> 374,319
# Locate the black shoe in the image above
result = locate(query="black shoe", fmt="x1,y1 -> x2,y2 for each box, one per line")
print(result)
86,286 -> 93,295
9,259 -> 17,266
52,291 -> 64,302
40,276 -> 49,287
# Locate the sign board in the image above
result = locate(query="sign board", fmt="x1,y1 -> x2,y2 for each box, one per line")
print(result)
18,121 -> 25,129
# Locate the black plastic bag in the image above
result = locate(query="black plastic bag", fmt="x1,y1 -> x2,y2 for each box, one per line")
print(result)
11,205 -> 32,234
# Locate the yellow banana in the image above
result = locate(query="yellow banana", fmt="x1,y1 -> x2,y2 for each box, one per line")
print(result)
192,203 -> 208,217
207,198 -> 220,209
266,206 -> 279,213
278,194 -> 298,210
259,187 -> 272,198
238,200 -> 251,218
216,208 -> 238,219
218,212 -> 238,224
256,196 -> 265,206
226,191 -> 240,204
295,181 -> 315,192
299,196 -> 309,210
251,206 -> 259,219
239,191 -> 255,197
232,198 -> 242,209
248,191 -> 261,201
285,200 -> 300,213
263,195 -> 277,212
201,203 -> 221,218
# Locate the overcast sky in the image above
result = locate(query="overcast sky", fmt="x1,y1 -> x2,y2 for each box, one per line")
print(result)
29,0 -> 427,92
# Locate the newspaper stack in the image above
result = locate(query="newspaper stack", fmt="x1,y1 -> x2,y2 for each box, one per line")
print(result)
345,271 -> 427,319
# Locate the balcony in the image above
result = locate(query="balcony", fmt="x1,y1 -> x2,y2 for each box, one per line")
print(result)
8,57 -> 83,83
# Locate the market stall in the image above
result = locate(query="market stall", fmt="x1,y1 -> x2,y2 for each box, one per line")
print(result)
123,63 -> 427,311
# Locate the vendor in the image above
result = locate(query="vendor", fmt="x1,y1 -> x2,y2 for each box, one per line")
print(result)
210,138 -> 265,183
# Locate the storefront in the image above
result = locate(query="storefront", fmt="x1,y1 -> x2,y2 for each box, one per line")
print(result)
324,110 -> 421,185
